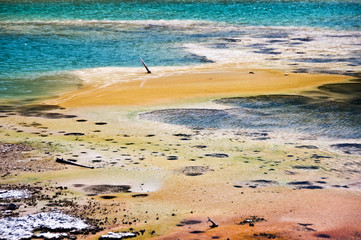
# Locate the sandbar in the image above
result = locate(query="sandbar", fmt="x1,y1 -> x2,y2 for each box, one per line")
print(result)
47,65 -> 349,107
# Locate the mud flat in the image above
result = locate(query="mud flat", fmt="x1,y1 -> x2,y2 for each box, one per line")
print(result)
0,67 -> 360,240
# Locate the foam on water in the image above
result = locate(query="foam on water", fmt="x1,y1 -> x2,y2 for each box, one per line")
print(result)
184,26 -> 361,72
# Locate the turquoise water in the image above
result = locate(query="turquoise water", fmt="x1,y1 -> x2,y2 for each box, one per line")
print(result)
0,0 -> 360,99
2,1 -> 360,29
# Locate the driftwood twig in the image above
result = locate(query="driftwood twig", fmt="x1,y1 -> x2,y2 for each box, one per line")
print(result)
56,158 -> 94,169
140,57 -> 151,74
207,217 -> 218,228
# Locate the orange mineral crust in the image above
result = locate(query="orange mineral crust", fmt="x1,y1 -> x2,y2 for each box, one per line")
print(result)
1,66 -> 359,240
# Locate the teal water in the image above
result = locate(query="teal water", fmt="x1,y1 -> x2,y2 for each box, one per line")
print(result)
2,0 -> 360,29
0,0 -> 360,99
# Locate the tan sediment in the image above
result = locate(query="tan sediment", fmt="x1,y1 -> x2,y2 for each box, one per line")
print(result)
47,66 -> 349,107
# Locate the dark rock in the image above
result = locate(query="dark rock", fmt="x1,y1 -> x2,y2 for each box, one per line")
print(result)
292,37 -> 313,42
131,194 -> 148,198
298,185 -> 323,190
180,138 -> 191,141
95,122 -> 107,125
292,165 -> 319,170
252,180 -> 278,184
287,181 -> 323,189
64,132 -> 85,136
192,145 -> 207,149
7,203 -> 18,210
236,179 -> 278,189
287,181 -> 313,185
180,220 -> 202,225
100,196 -> 117,199
254,137 -> 271,140
167,156 -> 178,160
173,133 -> 192,137
310,154 -> 331,159
190,230 -> 205,234
185,173 -> 203,176
205,153 -> 229,158
60,114 -> 77,119
295,145 -> 318,149
315,233 -> 331,238
332,185 -> 349,188
83,185 -> 131,194
284,170 -> 297,175
298,223 -> 313,227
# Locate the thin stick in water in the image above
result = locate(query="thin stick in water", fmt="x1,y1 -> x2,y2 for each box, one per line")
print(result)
140,57 -> 151,74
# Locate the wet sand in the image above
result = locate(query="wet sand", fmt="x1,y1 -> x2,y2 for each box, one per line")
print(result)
0,66 -> 360,240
